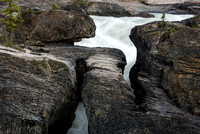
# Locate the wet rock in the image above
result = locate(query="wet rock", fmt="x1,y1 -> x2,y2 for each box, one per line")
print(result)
129,15 -> 200,116
0,47 -> 79,134
14,10 -> 96,45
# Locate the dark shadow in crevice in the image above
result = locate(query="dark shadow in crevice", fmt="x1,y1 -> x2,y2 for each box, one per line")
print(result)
130,64 -> 146,105
75,57 -> 87,91
48,101 -> 78,134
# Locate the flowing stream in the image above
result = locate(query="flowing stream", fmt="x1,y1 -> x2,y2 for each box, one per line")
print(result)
67,13 -> 193,134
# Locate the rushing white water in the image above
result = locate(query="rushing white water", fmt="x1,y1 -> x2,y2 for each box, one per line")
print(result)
67,102 -> 88,134
67,13 -> 193,134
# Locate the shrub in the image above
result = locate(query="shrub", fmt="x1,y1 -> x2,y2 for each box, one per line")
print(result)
0,0 -> 24,46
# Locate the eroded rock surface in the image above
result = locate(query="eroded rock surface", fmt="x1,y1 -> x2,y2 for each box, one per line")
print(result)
129,15 -> 200,117
0,47 -> 79,134
0,44 -> 133,134
76,44 -> 200,133
14,10 -> 95,45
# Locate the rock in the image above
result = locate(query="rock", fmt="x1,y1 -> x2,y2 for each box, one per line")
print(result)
0,46 -> 79,134
83,2 -> 133,17
0,44 -> 133,134
142,0 -> 199,5
142,0 -> 181,5
184,14 -> 200,29
43,40 -> 200,134
63,2 -> 154,17
135,12 -> 154,18
176,2 -> 200,14
14,10 -> 96,45
129,15 -> 200,116
76,45 -> 200,133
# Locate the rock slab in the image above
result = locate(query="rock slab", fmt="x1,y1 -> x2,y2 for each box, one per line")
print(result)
14,10 -> 96,45
0,47 -> 78,134
129,15 -> 200,116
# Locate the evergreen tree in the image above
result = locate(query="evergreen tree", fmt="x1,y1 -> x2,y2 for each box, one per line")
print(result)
0,0 -> 24,46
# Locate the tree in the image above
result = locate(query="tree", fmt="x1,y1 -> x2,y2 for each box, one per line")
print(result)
161,12 -> 168,28
0,0 -> 24,46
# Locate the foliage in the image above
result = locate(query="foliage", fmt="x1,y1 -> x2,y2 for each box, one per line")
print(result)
155,12 -> 176,37
161,12 -> 166,21
51,1 -> 60,11
0,0 -> 24,46
160,12 -> 168,29
1,35 -> 12,47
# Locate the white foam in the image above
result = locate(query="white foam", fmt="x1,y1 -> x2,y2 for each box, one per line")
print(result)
67,102 -> 88,134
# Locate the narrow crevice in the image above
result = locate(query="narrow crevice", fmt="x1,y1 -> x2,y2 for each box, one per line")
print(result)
48,58 -> 88,134
48,101 -> 78,134
130,64 -> 146,105
75,57 -> 87,91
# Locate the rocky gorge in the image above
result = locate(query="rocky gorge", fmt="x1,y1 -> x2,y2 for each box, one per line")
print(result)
0,0 -> 200,134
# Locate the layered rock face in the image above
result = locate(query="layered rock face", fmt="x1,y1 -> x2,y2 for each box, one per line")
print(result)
1,2 -> 200,134
130,15 -> 200,119
80,48 -> 200,133
14,10 -> 95,45
0,8 -> 97,134
0,45 -> 130,134
44,43 -> 200,134
0,47 -> 79,134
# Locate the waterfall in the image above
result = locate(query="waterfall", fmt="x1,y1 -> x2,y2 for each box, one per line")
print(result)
67,13 -> 193,134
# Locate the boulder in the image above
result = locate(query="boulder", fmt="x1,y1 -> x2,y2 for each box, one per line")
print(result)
83,2 -> 133,17
129,15 -> 200,116
63,2 -> 154,18
14,10 -> 96,45
0,46 -> 79,134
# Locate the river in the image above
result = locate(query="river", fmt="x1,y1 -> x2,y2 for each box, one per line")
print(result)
67,13 -> 193,134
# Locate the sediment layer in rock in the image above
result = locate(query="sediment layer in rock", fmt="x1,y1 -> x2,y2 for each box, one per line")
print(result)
129,15 -> 200,116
